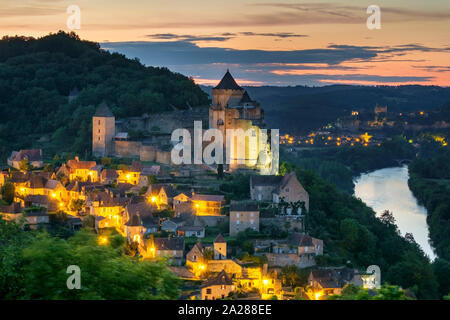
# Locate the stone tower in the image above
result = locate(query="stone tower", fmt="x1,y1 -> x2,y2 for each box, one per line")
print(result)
92,102 -> 115,157
213,234 -> 227,260
209,70 -> 269,171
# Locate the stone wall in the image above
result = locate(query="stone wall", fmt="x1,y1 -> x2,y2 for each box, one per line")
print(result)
113,140 -> 141,159
116,107 -> 209,134
266,253 -> 316,269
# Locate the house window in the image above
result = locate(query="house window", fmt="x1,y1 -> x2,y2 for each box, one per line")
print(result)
236,220 -> 240,225
98,120 -> 100,125
258,194 -> 262,201
250,219 -> 254,224
206,288 -> 212,294
236,213 -> 239,218
221,285 -> 225,290
250,212 -> 254,217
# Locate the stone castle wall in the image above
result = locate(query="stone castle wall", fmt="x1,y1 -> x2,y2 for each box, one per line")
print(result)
112,140 -> 172,164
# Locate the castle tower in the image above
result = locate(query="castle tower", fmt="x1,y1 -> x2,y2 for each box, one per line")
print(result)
212,69 -> 245,108
92,102 -> 115,157
213,234 -> 227,260
209,70 -> 271,171
209,70 -> 245,143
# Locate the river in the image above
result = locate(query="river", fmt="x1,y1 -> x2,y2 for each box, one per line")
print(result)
354,166 -> 435,260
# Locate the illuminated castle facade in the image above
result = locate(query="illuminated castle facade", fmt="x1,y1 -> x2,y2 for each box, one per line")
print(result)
209,70 -> 276,173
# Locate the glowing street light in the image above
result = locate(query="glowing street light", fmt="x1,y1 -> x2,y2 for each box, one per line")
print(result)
98,236 -> 108,245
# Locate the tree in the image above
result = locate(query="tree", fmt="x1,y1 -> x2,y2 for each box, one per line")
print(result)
1,182 -> 15,204
279,161 -> 292,176
217,164 -> 224,180
11,228 -> 181,299
68,199 -> 85,214
379,210 -> 397,229
281,265 -> 307,288
19,159 -> 33,171
433,258 -> 450,299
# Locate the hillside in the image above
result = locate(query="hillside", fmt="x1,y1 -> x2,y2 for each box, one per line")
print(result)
0,31 -> 210,162
202,85 -> 450,135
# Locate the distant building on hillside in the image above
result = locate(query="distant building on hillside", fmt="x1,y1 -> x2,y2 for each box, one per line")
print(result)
229,201 -> 259,236
250,171 -> 309,213
7,149 -> 43,169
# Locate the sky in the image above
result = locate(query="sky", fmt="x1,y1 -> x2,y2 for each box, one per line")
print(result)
1,0 -> 450,86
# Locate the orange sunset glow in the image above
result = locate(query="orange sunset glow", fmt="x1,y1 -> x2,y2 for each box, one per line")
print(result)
1,0 -> 449,86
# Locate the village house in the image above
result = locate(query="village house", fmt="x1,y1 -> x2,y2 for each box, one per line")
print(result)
90,193 -> 130,230
138,165 -> 161,187
100,168 -> 118,184
0,202 -> 23,222
145,184 -> 181,209
66,181 -> 105,201
7,149 -> 43,169
24,194 -> 60,212
58,157 -> 100,182
200,270 -> 235,300
146,236 -> 185,265
307,267 -> 363,299
124,201 -> 159,245
229,201 -> 259,236
21,207 -> 50,229
15,175 -> 66,204
117,160 -> 142,185
265,233 -> 323,269
250,171 -> 309,213
177,224 -> 205,238
191,194 -> 225,216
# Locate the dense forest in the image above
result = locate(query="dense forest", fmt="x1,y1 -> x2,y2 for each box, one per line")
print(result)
0,31 -> 210,162
408,147 -> 450,299
0,220 -> 180,299
201,85 -> 450,135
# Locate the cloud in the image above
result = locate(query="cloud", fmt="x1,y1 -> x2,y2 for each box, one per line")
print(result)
103,41 -> 378,66
146,33 -> 232,42
102,40 -> 448,86
145,32 -> 308,43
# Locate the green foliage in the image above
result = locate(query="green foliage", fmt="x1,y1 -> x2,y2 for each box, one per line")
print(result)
328,284 -> 413,300
280,265 -> 309,288
68,199 -> 85,213
409,150 -> 450,261
1,181 -> 15,204
19,159 -> 33,171
0,31 -> 209,162
408,149 -> 450,299
147,175 -> 158,185
0,222 -> 181,300
219,174 -> 250,200
432,258 -> 450,299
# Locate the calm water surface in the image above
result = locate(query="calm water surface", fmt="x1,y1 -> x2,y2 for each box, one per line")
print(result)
354,166 -> 435,260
